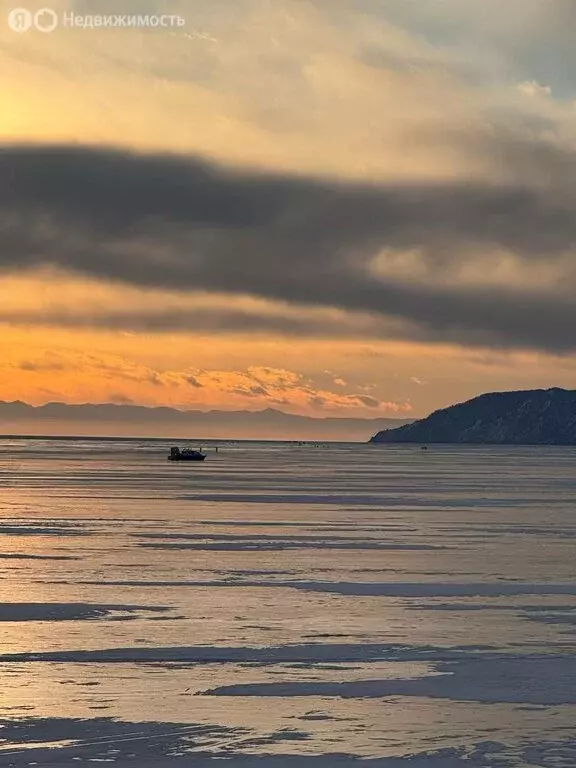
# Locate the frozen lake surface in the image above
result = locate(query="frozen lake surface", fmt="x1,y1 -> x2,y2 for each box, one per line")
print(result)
0,438 -> 575,766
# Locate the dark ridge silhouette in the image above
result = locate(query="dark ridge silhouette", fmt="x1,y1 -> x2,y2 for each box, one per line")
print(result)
370,388 -> 576,445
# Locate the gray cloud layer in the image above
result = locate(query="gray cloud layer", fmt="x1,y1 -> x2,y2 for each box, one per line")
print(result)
1,143 -> 575,351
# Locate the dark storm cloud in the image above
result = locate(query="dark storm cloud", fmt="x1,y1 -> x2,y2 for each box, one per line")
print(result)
1,143 -> 576,352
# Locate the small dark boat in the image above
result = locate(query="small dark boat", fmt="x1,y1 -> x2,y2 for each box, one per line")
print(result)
168,447 -> 206,462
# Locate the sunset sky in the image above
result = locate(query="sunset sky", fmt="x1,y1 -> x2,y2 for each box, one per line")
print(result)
1,0 -> 576,421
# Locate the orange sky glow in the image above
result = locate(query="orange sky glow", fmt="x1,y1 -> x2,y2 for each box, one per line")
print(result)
1,0 -> 576,435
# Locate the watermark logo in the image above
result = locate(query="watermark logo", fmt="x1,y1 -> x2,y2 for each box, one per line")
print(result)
34,7 -> 58,32
8,6 -> 58,31
7,7 -> 33,32
7,6 -> 185,31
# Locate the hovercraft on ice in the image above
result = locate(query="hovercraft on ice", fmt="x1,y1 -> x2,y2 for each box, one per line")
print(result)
168,446 -> 206,462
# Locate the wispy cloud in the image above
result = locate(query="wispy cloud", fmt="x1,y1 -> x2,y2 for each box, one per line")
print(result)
1,350 -> 408,415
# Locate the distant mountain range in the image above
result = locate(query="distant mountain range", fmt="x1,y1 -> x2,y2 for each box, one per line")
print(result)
0,400 -> 413,441
370,388 -> 576,445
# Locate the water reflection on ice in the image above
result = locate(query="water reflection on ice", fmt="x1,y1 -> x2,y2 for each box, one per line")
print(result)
0,439 -> 575,765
